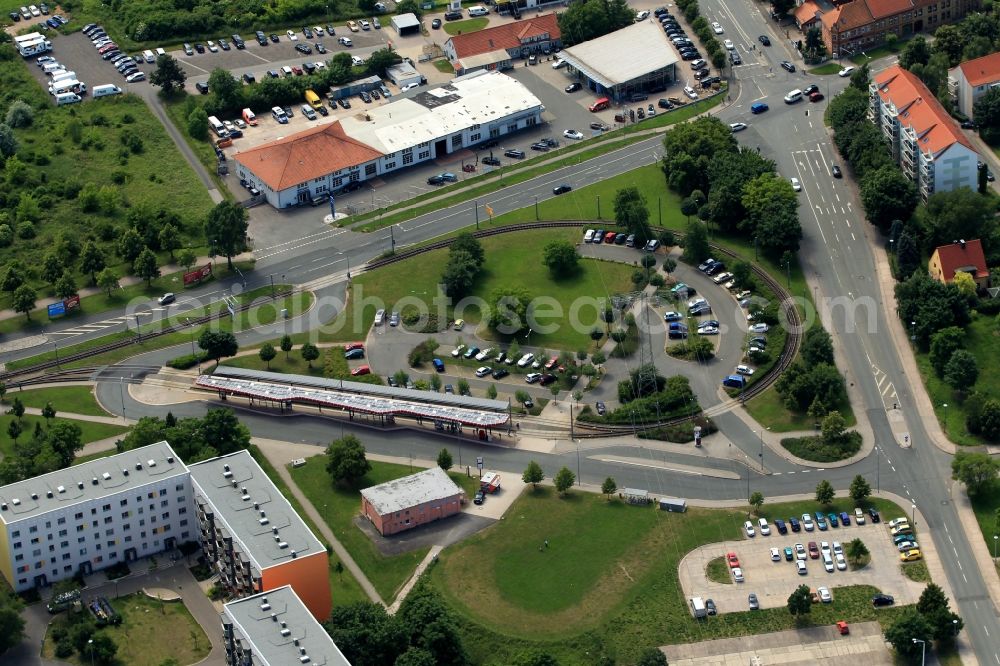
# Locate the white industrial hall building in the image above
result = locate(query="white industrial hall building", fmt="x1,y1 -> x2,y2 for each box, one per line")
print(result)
234,70 -> 545,209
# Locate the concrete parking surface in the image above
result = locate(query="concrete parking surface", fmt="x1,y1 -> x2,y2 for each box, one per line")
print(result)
678,520 -> 925,614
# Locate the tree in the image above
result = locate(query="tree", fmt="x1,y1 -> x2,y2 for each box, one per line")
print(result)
542,240 -> 580,277
326,434 -> 372,486
895,272 -> 970,346
515,389 -> 531,406
486,384 -> 497,399
522,460 -> 544,488
150,54 -> 187,94
280,335 -> 293,359
860,165 -> 919,231
847,537 -> 869,565
0,591 -> 25,655
208,67 -> 243,110
932,23 -> 964,66
46,421 -> 83,467
8,397 -> 24,420
395,648 -> 437,666
487,286 -> 532,335
944,349 -> 978,390
613,186 -> 652,241
661,117 -> 737,195
557,0 -> 635,45
301,342 -> 320,368
159,223 -> 182,261
953,271 -> 977,298
117,227 -> 145,263
324,602 -> 406,666
916,188 -> 997,251
133,247 -> 160,285
917,583 -> 964,643
436,448 -> 453,471
96,268 -> 119,297
12,284 -> 36,321
205,201 -> 249,270
748,491 -> 764,515
682,218 -> 710,264
849,475 -> 871,504
41,401 -> 56,424
554,467 -> 576,495
951,450 -> 1000,495
187,106 -> 209,140
601,476 -> 617,499
177,249 -> 197,271
79,242 -> 106,285
456,378 -> 470,396
884,610 -> 932,660
635,648 -> 668,666
895,229 -> 920,279
198,330 -> 239,366
975,87 -> 1000,144
815,479 -> 835,505
0,123 -> 18,158
6,420 -> 22,445
258,342 -> 276,369
441,250 -> 480,298
366,47 -> 403,77
54,273 -> 77,300
450,233 -> 485,268
799,326 -> 834,367
787,584 -> 812,619
899,35 -> 931,69
820,411 -> 847,446
199,408 -> 251,456
42,252 -> 63,284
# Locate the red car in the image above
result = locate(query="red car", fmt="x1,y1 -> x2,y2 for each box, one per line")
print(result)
350,365 -> 370,376
808,542 -> 820,559
292,66 -> 303,75
344,342 -> 364,352
544,357 -> 559,370
604,231 -> 617,243
726,552 -> 740,568
809,91 -> 824,102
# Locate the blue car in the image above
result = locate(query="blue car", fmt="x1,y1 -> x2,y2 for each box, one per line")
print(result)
751,101 -> 769,114
432,358 -> 445,372
814,512 -> 828,530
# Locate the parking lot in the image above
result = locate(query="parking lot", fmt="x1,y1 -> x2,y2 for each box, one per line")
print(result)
678,518 -> 925,614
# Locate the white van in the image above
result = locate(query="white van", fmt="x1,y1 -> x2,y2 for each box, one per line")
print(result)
281,65 -> 293,76
42,62 -> 63,74
92,84 -> 122,98
50,80 -> 86,95
50,70 -> 75,83
784,89 -> 803,104
468,5 -> 489,15
155,47 -> 166,57
143,49 -> 156,63
55,92 -> 82,106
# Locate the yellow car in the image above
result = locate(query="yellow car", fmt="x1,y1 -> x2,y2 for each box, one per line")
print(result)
347,20 -> 359,32
900,549 -> 922,562
453,319 -> 465,331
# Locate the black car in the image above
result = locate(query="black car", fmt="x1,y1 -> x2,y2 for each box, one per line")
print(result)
303,26 -> 314,38
803,84 -> 819,95
371,88 -> 380,99
531,142 -> 550,152
961,119 -> 977,129
267,69 -> 279,78
694,69 -> 710,80
832,165 -> 842,178
9,11 -> 20,21
232,34 -> 245,48
427,175 -> 445,185
283,106 -> 294,117
758,35 -> 771,46
474,490 -> 486,505
553,184 -> 572,195
705,599 -> 717,616
492,368 -> 509,379
658,98 -> 673,109
630,92 -> 648,102
218,38 -> 231,51
868,507 -> 881,523
303,62 -> 316,74
338,98 -> 351,109
317,105 -> 328,116
565,82 -> 582,93
539,374 -> 557,386
255,30 -> 268,45
482,156 -> 501,166
504,149 -> 525,159
326,24 -> 336,34
432,18 -> 442,28
444,10 -> 463,20
359,91 -> 371,103
243,73 -> 256,84
340,180 -> 363,193
295,43 -> 312,54
269,33 -> 280,43
872,594 -> 895,608
590,122 -> 609,131
316,43 -> 327,53
195,82 -> 209,94
780,60 -> 796,72
729,52 -> 742,65
194,43 -> 206,53
596,401 -> 606,415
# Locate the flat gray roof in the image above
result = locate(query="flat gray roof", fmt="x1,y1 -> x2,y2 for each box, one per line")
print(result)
189,450 -> 324,572
223,586 -> 351,666
0,442 -> 186,524
561,20 -> 678,87
361,466 -> 463,515
392,12 -> 421,29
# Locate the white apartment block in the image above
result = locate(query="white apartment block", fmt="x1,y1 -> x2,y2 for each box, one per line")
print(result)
0,442 -> 193,592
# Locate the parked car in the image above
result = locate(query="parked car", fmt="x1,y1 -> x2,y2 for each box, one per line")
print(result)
872,594 -> 895,607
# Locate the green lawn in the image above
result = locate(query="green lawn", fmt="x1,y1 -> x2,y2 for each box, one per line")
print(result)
41,592 -> 211,666
0,44 -> 214,312
8,285 -> 309,371
248,446 -> 369,609
912,313 -> 1000,446
223,351 -> 328,377
322,228 -> 635,350
1,386 -> 109,416
968,481 -> 1000,568
745,387 -> 856,432
850,44 -> 900,65
430,490 -> 911,665
705,556 -> 732,584
780,432 -> 862,462
807,63 -> 842,75
443,17 -> 489,35
433,59 -> 455,73
290,456 -> 476,602
0,415 -> 128,458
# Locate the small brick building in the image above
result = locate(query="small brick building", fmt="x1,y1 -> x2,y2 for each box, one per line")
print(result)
360,467 -> 465,536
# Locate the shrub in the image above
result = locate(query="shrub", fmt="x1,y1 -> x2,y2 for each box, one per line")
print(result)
408,339 -> 440,367
166,351 -> 208,369
0,224 -> 12,247
16,221 -> 35,239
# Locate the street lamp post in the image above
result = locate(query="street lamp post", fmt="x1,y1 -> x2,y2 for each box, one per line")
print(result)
53,342 -> 60,370
911,503 -> 916,529
993,534 -> 997,560
758,429 -> 765,471
88,638 -> 95,666
912,638 -> 926,666
910,320 -> 917,341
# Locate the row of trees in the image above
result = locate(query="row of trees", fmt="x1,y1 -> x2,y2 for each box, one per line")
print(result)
661,117 -> 802,258
117,408 -> 251,463
774,326 -> 847,418
441,233 -> 485,298
556,0 -> 635,46
687,4 -> 730,71
1,397 -> 84,484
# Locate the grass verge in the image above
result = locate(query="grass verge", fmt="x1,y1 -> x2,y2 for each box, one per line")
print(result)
807,63 -> 842,75
1,386 -> 109,416
0,415 -> 128,458
443,17 -> 489,35
290,456 -> 477,602
705,556 -> 733,584
780,431 -> 862,462
430,490 -> 909,665
901,560 -> 930,582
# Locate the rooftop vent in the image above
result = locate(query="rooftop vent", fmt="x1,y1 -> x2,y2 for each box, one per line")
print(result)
272,527 -> 278,534
57,485 -> 65,493
167,456 -> 174,463
261,601 -> 271,611
231,480 -> 237,488
278,541 -> 288,549
224,464 -> 230,472
294,639 -> 300,647
960,239 -> 967,248
92,477 -> 99,485
122,469 -> 129,477
147,459 -> 156,468
136,463 -> 143,470
300,647 -> 307,655
259,510 -> 266,518
46,491 -> 53,499
102,472 -> 111,481
299,655 -> 311,663
259,517 -> 270,526
0,503 -> 6,511
281,628 -> 291,637
291,549 -> 297,558
253,502 -> 259,510
281,621 -> 287,628
77,482 -> 84,489
261,596 -> 267,603
11,498 -> 20,506
223,470 -> 233,479
30,493 -> 38,500
271,612 -> 278,622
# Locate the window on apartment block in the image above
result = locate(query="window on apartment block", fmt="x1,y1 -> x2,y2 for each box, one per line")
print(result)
74,512 -> 82,520
29,526 -> 37,534
57,517 -> 65,525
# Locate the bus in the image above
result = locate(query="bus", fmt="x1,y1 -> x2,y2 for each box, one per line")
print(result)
588,97 -> 610,112
207,115 -> 228,137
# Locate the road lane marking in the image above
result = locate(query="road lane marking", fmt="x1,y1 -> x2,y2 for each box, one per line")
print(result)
595,458 -> 702,475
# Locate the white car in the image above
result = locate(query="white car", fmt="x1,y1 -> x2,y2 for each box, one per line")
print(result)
823,555 -> 835,573
724,39 -> 735,50
790,177 -> 801,191
516,353 -> 535,368
839,65 -> 856,77
818,586 -> 832,602
897,540 -> 919,552
796,559 -> 807,574
732,567 -> 744,582
563,129 -> 584,140
744,520 -> 756,537
359,19 -> 371,29
820,541 -> 830,555
525,372 -> 542,383
584,229 -> 595,242
475,366 -> 492,377
854,508 -> 866,524
750,323 -> 770,334
770,547 -> 781,561
286,29 -> 298,41
374,309 -> 385,325
636,9 -> 650,20
125,72 -> 146,83
475,347 -> 492,361
712,22 -> 724,34
794,543 -> 807,560
712,271 -> 733,284
736,364 -> 755,376
758,518 -> 770,535
552,58 -> 567,69
697,325 -> 719,335
730,122 -> 748,132
832,542 -> 843,555
683,86 -> 698,100
313,26 -> 324,35
401,82 -> 419,92
835,553 -> 847,570
801,513 -> 814,531
451,345 -> 466,358
887,517 -> 909,528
